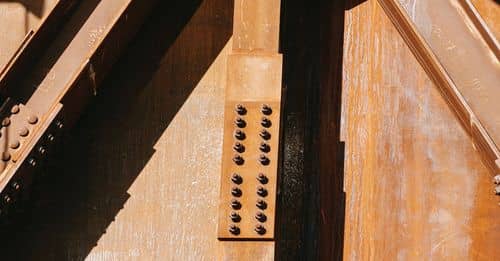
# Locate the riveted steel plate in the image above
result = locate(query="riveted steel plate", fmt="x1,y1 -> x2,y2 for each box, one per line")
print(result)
218,54 -> 282,240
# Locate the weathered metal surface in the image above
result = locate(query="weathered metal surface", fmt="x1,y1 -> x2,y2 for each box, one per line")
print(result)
0,0 -> 58,70
0,0 -> 79,96
342,0 -> 500,260
0,0 -> 158,209
218,56 -> 282,239
377,0 -> 500,176
217,0 -> 282,258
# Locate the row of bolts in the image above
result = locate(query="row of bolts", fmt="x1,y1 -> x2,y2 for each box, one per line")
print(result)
1,104 -> 63,212
229,104 -> 273,236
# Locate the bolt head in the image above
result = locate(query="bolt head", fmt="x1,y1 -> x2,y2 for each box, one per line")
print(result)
261,117 -> 272,128
235,118 -> 246,128
261,105 -> 272,115
255,212 -> 267,222
230,199 -> 242,210
55,120 -> 64,129
255,225 -> 266,235
233,142 -> 245,153
259,130 -> 271,140
2,117 -> 10,127
233,155 -> 244,165
494,175 -> 500,185
235,130 -> 246,140
9,140 -> 20,150
231,173 -> 243,184
229,225 -> 240,235
230,212 -> 241,222
231,187 -> 242,197
18,127 -> 29,137
257,186 -> 268,197
38,146 -> 46,155
256,200 -> 267,210
259,142 -> 270,153
11,182 -> 20,190
28,158 -> 36,167
259,155 -> 270,165
235,104 -> 247,115
27,115 -> 38,125
257,173 -> 269,184
10,105 -> 20,114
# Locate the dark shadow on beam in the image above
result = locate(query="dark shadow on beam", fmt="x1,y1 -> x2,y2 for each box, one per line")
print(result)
276,0 -> 365,260
0,0 -> 232,259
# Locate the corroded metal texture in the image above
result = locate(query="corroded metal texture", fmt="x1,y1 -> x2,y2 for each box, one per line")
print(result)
217,0 -> 282,259
0,0 -> 157,213
218,62 -> 282,239
342,0 -> 500,260
377,0 -> 500,176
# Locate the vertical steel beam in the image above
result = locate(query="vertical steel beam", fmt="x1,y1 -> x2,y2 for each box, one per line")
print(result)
218,0 -> 283,259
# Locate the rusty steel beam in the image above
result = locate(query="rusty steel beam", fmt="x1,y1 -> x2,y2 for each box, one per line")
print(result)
217,0 -> 282,259
0,0 -> 157,215
377,0 -> 500,182
0,0 -> 79,94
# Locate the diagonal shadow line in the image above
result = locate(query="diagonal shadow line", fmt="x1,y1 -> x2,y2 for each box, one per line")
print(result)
0,0 -> 233,259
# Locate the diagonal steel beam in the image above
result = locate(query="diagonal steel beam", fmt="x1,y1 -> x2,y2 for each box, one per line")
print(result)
0,0 -> 158,215
377,0 -> 500,179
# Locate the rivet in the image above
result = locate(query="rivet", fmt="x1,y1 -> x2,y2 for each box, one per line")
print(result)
257,186 -> 268,197
233,154 -> 244,165
231,173 -> 243,184
261,117 -> 272,128
256,200 -> 267,210
255,212 -> 267,222
55,120 -> 64,129
235,118 -> 246,128
2,117 -> 10,127
257,186 -> 267,197
255,225 -> 266,235
261,105 -> 272,115
11,182 -> 20,191
231,187 -> 242,197
257,173 -> 269,184
47,133 -> 55,142
235,130 -> 246,140
259,142 -> 270,153
229,225 -> 240,235
28,158 -> 36,167
19,127 -> 29,137
27,115 -> 38,125
259,154 -> 270,165
230,212 -> 241,222
495,186 -> 500,196
3,195 -> 11,204
233,142 -> 245,153
230,199 -> 242,210
494,175 -> 500,185
259,130 -> 271,140
1,152 -> 11,162
9,140 -> 20,149
10,105 -> 20,114
235,104 -> 247,115
38,146 -> 46,155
